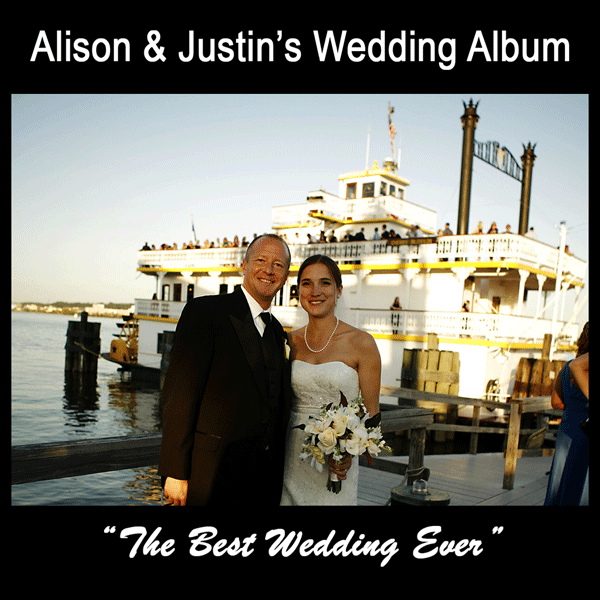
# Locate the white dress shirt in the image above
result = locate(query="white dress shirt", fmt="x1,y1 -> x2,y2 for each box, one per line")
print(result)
241,285 -> 271,337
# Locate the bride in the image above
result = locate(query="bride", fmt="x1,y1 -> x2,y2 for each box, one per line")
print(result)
280,254 -> 382,505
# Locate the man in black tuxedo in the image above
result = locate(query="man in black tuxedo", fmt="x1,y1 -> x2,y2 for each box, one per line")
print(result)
158,234 -> 292,506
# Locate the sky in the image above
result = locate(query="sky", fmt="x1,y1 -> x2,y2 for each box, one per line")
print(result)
11,94 -> 588,320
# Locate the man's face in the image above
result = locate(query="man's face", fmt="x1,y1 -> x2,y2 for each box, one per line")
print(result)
242,237 -> 290,309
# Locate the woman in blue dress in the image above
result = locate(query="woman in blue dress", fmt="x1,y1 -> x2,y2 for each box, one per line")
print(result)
544,322 -> 589,506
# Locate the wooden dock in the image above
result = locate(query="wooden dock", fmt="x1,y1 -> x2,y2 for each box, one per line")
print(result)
12,390 -> 557,507
358,452 -> 553,506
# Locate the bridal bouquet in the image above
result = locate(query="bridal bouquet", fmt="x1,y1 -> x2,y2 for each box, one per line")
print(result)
297,392 -> 391,493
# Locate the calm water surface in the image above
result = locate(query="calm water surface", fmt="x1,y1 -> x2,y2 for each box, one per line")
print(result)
11,311 -> 164,506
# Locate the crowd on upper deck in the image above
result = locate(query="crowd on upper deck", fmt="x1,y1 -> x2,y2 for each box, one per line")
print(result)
139,219 -> 572,254
140,235 -> 253,251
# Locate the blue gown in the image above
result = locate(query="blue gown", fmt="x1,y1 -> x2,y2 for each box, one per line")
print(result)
544,360 -> 589,506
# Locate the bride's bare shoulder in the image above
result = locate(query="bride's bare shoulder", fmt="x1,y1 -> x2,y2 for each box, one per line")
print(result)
340,322 -> 379,355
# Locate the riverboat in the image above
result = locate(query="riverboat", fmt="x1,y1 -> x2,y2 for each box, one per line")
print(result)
121,102 -> 587,418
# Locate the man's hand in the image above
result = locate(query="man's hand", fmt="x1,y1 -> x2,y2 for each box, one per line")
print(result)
164,477 -> 189,506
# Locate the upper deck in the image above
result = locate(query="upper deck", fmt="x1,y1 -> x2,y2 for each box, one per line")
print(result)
137,233 -> 586,287
272,161 -> 436,236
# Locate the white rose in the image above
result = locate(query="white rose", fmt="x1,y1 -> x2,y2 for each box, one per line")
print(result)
317,427 -> 338,455
332,413 -> 348,436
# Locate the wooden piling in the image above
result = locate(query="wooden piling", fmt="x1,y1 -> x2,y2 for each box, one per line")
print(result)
400,334 -> 460,443
65,312 -> 101,375
512,356 -> 565,399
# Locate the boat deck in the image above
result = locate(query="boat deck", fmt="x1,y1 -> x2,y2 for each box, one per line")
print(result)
358,453 -> 553,506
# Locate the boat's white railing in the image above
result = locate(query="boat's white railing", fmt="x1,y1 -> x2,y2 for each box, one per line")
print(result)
346,308 -> 578,344
137,235 -> 586,282
134,299 -> 186,320
133,299 -> 577,344
138,247 -> 244,270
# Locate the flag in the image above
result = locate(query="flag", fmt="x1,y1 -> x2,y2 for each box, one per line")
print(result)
388,103 -> 397,140
191,214 -> 197,242
388,103 -> 397,158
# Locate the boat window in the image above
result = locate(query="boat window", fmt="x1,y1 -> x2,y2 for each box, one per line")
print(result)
346,183 -> 356,199
173,283 -> 182,302
362,182 -> 374,198
290,284 -> 299,306
380,182 -> 387,196
389,185 -> 396,197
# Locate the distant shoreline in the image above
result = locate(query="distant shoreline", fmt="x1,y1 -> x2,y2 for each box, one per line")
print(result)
11,302 -> 134,318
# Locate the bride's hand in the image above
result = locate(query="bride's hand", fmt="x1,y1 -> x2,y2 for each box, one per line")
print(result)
329,454 -> 352,480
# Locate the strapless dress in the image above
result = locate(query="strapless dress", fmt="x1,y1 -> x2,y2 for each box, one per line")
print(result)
280,360 -> 360,505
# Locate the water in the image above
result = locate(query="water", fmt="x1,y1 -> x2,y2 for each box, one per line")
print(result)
11,311 -> 164,505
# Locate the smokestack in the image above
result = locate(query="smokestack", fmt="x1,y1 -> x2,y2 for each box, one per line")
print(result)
457,99 -> 479,235
518,143 -> 536,235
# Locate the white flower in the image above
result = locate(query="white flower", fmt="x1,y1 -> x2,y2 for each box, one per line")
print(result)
345,413 -> 362,431
317,427 -> 338,455
353,425 -> 369,443
298,394 -> 390,488
366,440 -> 383,456
305,415 -> 331,437
331,412 -> 347,436
341,434 -> 361,455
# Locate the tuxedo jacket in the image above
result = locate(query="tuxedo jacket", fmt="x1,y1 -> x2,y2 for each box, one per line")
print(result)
158,287 -> 292,506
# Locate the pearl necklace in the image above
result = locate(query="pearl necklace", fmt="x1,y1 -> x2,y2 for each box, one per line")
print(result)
304,318 -> 339,353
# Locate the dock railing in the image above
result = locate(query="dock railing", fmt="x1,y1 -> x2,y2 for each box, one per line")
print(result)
388,387 -> 559,489
12,394 -> 554,495
11,407 -> 435,498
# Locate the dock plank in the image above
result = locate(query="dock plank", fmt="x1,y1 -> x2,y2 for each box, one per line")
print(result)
358,452 -> 553,506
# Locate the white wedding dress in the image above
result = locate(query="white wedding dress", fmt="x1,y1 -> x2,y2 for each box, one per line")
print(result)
280,360 -> 360,505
